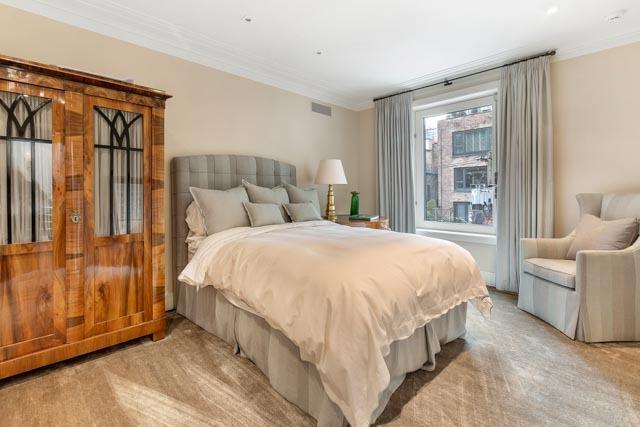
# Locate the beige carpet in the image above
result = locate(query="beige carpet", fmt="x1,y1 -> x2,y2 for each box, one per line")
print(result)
1,291 -> 639,426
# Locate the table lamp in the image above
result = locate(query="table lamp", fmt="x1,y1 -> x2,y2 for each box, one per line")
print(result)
314,159 -> 347,222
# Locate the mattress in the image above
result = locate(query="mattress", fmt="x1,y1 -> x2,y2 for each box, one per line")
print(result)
177,282 -> 467,426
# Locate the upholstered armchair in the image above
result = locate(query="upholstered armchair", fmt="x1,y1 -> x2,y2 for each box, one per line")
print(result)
518,193 -> 640,342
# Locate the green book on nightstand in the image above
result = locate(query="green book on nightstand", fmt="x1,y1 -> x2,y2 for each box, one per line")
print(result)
349,214 -> 379,221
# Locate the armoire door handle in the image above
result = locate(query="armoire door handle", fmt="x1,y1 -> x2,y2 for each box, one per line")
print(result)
70,211 -> 81,224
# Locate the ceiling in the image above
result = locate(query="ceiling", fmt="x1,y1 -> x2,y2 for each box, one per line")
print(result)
4,0 -> 639,110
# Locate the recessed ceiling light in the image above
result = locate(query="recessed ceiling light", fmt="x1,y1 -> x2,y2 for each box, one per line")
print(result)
242,15 -> 252,23
546,6 -> 559,15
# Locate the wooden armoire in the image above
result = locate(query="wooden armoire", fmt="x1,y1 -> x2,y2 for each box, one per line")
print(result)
0,54 -> 169,379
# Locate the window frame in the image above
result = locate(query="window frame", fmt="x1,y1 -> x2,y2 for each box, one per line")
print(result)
414,84 -> 498,235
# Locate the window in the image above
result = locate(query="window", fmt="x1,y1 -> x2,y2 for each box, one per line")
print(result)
415,89 -> 497,233
424,126 -> 436,151
452,127 -> 491,156
454,166 -> 488,192
453,202 -> 470,223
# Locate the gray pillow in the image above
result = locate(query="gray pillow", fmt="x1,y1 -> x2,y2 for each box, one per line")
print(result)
284,202 -> 322,222
243,202 -> 286,227
189,186 -> 250,235
566,214 -> 639,260
242,180 -> 290,221
284,183 -> 322,218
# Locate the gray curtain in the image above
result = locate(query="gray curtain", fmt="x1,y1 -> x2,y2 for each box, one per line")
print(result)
94,108 -> 143,236
375,92 -> 415,233
496,56 -> 554,292
0,91 -> 53,244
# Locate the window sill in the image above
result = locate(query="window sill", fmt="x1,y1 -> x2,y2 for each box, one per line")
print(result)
452,152 -> 490,158
416,228 -> 496,245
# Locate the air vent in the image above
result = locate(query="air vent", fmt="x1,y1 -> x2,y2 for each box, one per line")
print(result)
311,102 -> 331,117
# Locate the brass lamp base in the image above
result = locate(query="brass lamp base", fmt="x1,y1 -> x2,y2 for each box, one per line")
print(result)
325,183 -> 337,222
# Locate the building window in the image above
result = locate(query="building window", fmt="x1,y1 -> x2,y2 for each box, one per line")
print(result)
452,127 -> 491,156
453,202 -> 470,223
415,90 -> 497,233
454,166 -> 488,192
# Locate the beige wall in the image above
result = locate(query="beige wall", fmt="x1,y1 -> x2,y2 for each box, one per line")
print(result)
552,42 -> 640,236
357,108 -> 376,214
0,5 -> 361,308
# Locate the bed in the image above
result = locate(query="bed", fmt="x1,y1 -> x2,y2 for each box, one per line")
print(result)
172,155 -> 492,427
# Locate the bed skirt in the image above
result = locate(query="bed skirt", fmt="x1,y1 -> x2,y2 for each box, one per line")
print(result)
176,282 -> 467,426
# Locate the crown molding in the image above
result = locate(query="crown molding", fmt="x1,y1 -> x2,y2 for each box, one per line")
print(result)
2,0 -> 640,112
0,0 -> 362,109
553,28 -> 640,61
352,100 -> 375,111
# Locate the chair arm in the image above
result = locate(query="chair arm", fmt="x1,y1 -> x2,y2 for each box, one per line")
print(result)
576,238 -> 640,342
577,237 -> 640,266
520,235 -> 574,261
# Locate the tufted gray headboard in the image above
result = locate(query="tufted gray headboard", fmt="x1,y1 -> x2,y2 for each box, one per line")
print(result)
171,154 -> 296,298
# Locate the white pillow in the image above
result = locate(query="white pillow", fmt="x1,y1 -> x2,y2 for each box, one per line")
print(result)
185,201 -> 206,236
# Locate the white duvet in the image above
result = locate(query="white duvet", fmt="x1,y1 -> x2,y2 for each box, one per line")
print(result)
180,220 -> 492,427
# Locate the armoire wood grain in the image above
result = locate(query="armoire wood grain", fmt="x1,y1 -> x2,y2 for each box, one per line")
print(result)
151,106 -> 165,339
0,80 -> 66,364
82,96 -> 153,338
0,53 -> 170,380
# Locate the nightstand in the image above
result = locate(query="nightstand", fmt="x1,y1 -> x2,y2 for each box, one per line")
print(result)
335,215 -> 390,230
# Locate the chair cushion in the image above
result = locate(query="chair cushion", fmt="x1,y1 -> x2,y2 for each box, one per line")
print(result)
523,258 -> 576,289
566,214 -> 638,260
601,193 -> 640,221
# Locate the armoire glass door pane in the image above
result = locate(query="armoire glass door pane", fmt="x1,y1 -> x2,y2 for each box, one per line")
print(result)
0,91 -> 53,244
93,106 -> 143,236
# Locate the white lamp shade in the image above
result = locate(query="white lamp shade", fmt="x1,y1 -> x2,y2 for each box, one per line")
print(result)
314,159 -> 347,185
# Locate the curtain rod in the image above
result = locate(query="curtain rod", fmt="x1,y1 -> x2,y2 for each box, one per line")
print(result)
373,50 -> 556,102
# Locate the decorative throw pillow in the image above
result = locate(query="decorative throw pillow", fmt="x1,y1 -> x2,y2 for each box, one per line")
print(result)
284,183 -> 322,218
242,180 -> 290,221
566,214 -> 639,260
284,202 -> 322,222
185,201 -> 206,236
189,186 -> 250,235
242,202 -> 286,227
